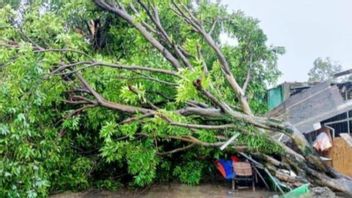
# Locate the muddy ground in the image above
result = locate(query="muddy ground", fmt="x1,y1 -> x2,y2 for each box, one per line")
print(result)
50,183 -> 276,198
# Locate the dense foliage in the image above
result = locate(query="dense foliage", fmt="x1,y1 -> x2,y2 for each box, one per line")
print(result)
0,0 -> 283,197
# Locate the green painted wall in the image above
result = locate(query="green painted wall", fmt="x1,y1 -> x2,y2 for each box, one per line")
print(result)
268,86 -> 283,110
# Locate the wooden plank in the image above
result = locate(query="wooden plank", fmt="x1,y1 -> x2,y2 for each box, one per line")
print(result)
328,136 -> 352,176
340,133 -> 352,147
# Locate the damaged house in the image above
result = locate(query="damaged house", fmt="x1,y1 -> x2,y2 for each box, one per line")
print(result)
267,80 -> 352,176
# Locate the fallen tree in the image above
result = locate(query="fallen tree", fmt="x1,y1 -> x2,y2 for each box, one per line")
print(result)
89,1 -> 352,195
1,0 -> 352,196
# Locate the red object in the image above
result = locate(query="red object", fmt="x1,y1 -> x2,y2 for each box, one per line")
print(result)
231,156 -> 240,162
215,156 -> 240,178
215,160 -> 226,178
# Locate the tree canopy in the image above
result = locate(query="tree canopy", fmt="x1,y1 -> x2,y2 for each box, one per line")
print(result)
2,1 -> 352,197
308,57 -> 342,82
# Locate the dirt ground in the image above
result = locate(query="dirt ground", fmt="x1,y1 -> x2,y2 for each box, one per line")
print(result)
50,183 -> 276,198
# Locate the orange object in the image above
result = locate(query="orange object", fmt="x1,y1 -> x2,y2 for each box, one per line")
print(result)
215,160 -> 226,178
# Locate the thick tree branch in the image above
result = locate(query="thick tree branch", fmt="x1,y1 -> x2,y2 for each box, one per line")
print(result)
242,68 -> 251,94
94,0 -> 182,70
51,61 -> 91,74
0,40 -> 93,59
76,73 -> 154,114
157,143 -> 196,155
53,61 -> 180,77
242,53 -> 253,94
170,2 -> 252,115
132,71 -> 178,86
168,121 -> 236,130
73,70 -> 311,170
135,1 -> 193,69
168,135 -> 225,147
120,113 -> 154,124
208,18 -> 218,35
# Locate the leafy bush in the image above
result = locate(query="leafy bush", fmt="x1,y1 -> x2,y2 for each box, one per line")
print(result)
95,179 -> 122,191
173,161 -> 204,185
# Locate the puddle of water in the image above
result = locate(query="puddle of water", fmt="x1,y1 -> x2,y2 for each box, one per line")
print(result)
51,183 -> 276,198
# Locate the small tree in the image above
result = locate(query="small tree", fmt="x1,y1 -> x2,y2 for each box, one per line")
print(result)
308,57 -> 342,82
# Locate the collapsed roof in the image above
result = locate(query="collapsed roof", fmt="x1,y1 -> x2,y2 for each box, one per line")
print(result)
267,82 -> 352,133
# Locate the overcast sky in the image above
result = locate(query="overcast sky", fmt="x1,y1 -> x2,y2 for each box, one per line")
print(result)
221,0 -> 352,84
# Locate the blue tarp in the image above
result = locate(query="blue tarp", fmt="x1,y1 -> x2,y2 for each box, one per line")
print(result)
217,159 -> 236,180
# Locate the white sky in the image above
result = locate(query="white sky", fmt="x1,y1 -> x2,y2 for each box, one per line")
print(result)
221,0 -> 352,84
